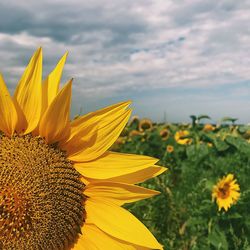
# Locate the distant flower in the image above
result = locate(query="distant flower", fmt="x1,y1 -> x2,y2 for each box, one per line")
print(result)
139,118 -> 153,131
212,174 -> 240,211
129,115 -> 140,128
129,129 -> 143,137
174,130 -> 192,145
166,145 -> 174,153
111,136 -> 127,151
203,124 -> 215,132
115,136 -> 126,145
160,128 -> 170,140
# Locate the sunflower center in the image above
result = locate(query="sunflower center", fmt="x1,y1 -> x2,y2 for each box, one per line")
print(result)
0,134 -> 85,250
161,130 -> 169,139
218,183 -> 230,199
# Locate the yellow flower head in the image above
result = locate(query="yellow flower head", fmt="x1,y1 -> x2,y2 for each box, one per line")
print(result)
174,130 -> 192,145
212,174 -> 240,212
160,128 -> 170,140
203,124 -> 215,132
129,115 -> 140,126
129,129 -> 143,137
166,145 -> 174,153
139,118 -> 153,132
0,48 -> 166,249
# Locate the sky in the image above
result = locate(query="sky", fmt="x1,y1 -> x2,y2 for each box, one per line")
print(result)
1,0 -> 250,124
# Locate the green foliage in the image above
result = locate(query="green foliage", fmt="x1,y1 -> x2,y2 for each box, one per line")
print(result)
113,121 -> 250,250
221,117 -> 238,125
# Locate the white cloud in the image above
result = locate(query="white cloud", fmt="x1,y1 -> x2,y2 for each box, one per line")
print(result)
1,0 -> 250,121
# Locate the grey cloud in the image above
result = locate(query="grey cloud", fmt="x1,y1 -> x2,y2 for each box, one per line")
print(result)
170,0 -> 217,25
0,3 -> 32,34
170,0 -> 250,26
0,1 -> 148,47
1,0 -> 250,122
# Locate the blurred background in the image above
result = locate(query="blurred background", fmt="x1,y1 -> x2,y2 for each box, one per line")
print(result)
1,0 -> 250,123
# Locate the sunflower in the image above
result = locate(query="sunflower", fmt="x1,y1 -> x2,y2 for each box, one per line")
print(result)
129,115 -> 140,128
212,174 -> 240,212
203,124 -> 215,132
129,129 -> 143,137
166,145 -> 174,153
160,129 -> 170,141
174,130 -> 192,145
0,48 -> 166,250
114,136 -> 126,145
139,118 -> 153,132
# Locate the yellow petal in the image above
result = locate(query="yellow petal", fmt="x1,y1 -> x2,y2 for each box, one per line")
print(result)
42,52 -> 68,114
14,47 -> 42,134
75,224 -> 124,250
68,101 -> 131,141
84,166 -> 167,184
0,74 -> 18,135
60,101 -> 131,154
39,79 -> 72,143
73,227 -> 98,250
225,174 -> 234,182
12,98 -> 28,134
64,106 -> 131,162
85,198 -> 163,249
80,176 -> 91,185
84,182 -> 160,205
74,152 -> 158,179
74,224 -> 151,250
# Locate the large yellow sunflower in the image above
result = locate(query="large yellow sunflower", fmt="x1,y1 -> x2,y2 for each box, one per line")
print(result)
0,48 -> 166,250
212,174 -> 240,212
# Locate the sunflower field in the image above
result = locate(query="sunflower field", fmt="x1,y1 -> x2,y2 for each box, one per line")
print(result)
1,48 -> 249,250
112,116 -> 250,250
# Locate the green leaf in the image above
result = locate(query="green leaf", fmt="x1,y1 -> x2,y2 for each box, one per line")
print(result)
186,144 -> 209,161
228,213 -> 243,219
205,180 -> 214,190
225,136 -> 250,154
197,114 -> 211,121
213,138 -> 229,152
208,228 -> 228,250
190,115 -> 197,121
238,126 -> 249,134
221,117 -> 238,124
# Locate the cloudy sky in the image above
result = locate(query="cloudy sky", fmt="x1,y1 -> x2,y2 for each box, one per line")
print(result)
1,0 -> 250,123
